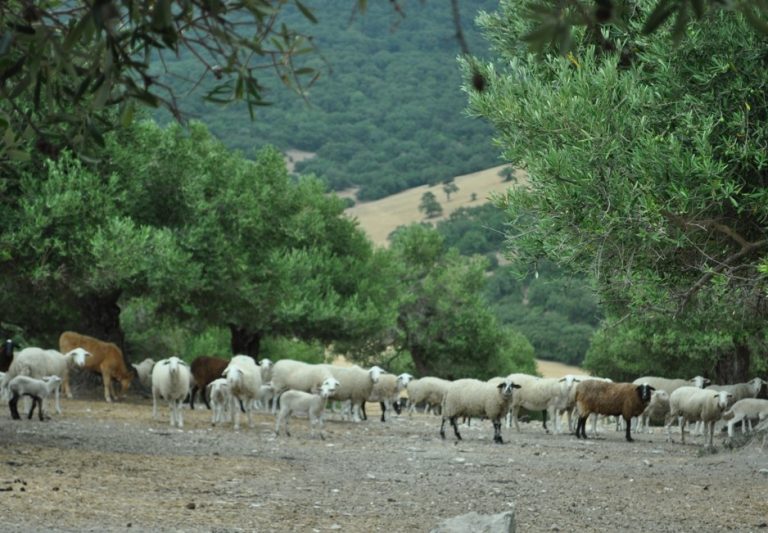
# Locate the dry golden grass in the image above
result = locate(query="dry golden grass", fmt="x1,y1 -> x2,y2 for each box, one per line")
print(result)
342,164 -> 526,247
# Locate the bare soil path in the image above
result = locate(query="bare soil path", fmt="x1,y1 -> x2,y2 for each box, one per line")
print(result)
1,395 -> 767,532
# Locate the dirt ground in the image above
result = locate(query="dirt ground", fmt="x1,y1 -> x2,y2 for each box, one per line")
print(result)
1,390 -> 767,533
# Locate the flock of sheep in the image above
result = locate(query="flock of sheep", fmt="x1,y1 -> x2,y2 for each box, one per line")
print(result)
2,331 -> 768,449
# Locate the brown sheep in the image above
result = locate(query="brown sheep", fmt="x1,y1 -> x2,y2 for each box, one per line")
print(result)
59,331 -> 135,402
190,355 -> 230,410
574,381 -> 655,442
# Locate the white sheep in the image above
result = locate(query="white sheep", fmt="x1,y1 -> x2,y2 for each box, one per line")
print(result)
222,355 -> 263,430
632,375 -> 709,395
440,377 -> 521,443
406,376 -> 451,416
275,377 -> 341,439
635,389 -> 671,434
8,375 -> 62,421
506,373 -> 576,434
366,372 -> 413,422
665,386 -> 732,447
722,398 -> 768,437
151,356 -> 192,428
132,358 -> 156,390
206,377 -> 231,426
253,383 -> 275,411
258,358 -> 274,383
324,364 -> 384,422
269,359 -> 335,413
1,347 -> 90,414
705,377 -> 767,403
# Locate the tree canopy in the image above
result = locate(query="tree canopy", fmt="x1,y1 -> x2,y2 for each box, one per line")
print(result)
467,1 -> 768,381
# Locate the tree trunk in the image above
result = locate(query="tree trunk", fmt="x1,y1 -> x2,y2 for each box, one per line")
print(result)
714,342 -> 751,384
409,345 -> 432,377
78,290 -> 127,360
229,325 -> 261,359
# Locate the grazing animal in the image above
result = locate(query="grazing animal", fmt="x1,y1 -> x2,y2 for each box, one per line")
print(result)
406,376 -> 451,416
59,331 -> 135,402
8,375 -> 62,421
440,378 -> 521,444
666,387 -> 732,447
0,338 -> 13,372
222,355 -> 262,430
574,381 -> 655,442
206,378 -> 232,426
1,347 -> 90,414
269,359 -> 335,413
189,355 -> 230,409
722,398 -> 768,437
274,377 -> 341,440
152,356 -> 192,428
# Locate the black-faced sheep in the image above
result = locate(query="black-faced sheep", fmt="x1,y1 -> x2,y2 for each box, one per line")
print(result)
574,381 -> 655,442
440,378 -> 521,444
8,375 -> 62,421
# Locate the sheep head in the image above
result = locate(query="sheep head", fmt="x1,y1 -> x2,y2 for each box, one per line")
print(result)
714,390 -> 733,411
319,377 -> 341,398
368,365 -> 384,384
635,384 -> 655,403
66,348 -> 91,368
498,378 -> 522,398
396,373 -> 413,389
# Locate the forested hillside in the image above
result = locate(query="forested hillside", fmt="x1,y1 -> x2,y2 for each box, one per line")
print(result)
154,1 -> 500,200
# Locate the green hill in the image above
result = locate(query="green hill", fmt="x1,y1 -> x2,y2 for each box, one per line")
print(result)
154,1 -> 501,200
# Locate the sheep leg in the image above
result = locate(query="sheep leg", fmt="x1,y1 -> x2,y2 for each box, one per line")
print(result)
440,417 -> 447,439
379,401 -> 386,422
542,409 -> 549,433
450,416 -> 462,440
360,401 -> 367,421
679,416 -> 686,444
189,385 -> 198,410
9,393 -> 21,420
623,416 -> 633,442
54,385 -> 62,415
575,415 -> 588,439
493,420 -> 503,444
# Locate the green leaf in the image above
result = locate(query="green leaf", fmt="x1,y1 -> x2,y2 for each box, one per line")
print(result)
642,0 -> 678,36
294,1 -> 318,24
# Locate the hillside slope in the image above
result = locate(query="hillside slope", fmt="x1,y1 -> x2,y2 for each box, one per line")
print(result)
343,165 -> 526,246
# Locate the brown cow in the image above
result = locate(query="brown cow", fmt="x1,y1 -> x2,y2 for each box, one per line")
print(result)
59,331 -> 135,402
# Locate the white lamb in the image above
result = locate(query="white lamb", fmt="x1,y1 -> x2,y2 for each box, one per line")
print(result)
206,377 -> 231,426
324,364 -> 384,422
366,372 -> 413,422
1,347 -> 90,414
132,358 -> 156,390
665,387 -> 732,447
8,375 -> 62,421
258,358 -> 274,383
269,359 -> 335,413
275,377 -> 340,440
722,398 -> 768,437
151,356 -> 192,428
406,376 -> 451,416
440,377 -> 521,443
222,355 -> 263,430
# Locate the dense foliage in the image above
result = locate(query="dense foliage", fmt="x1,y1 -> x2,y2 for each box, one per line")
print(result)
435,204 -> 601,366
153,1 -> 501,200
468,1 -> 768,381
